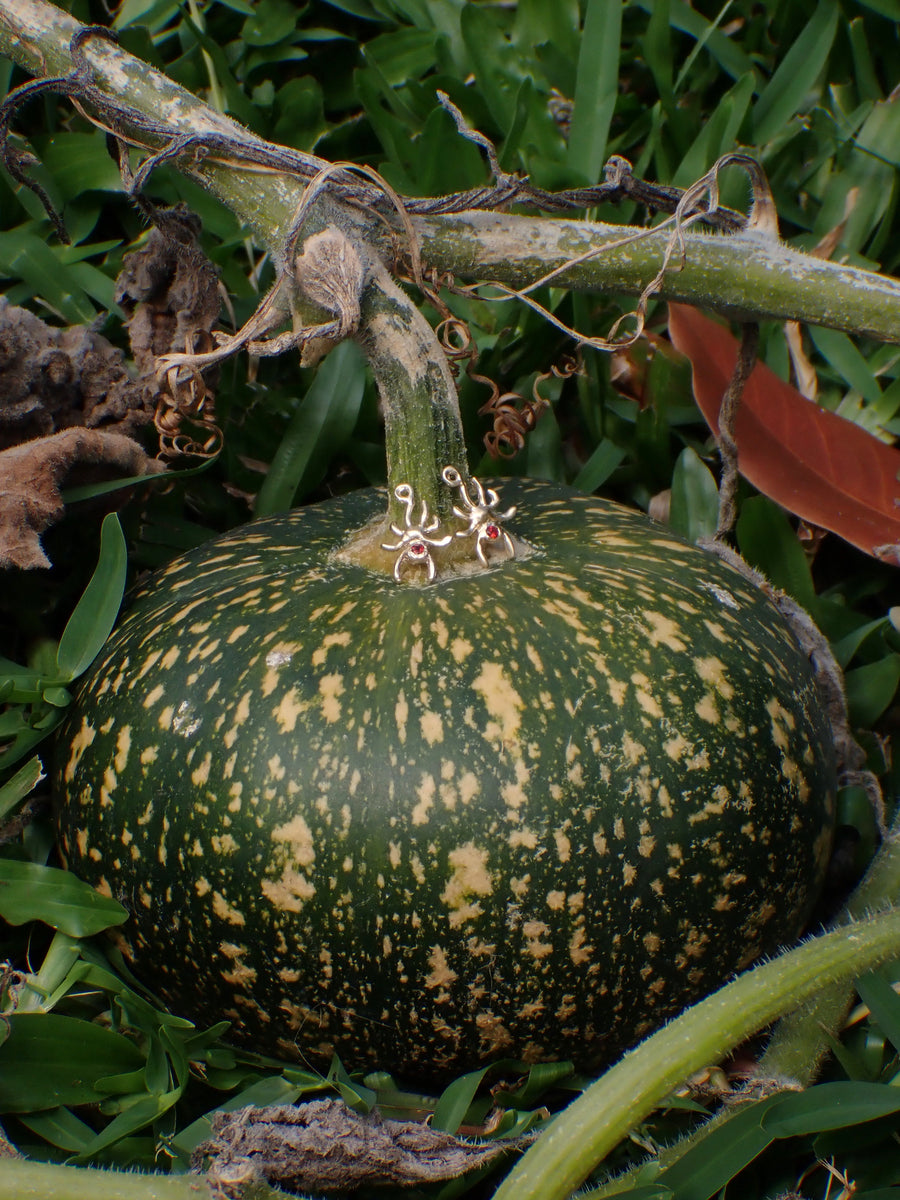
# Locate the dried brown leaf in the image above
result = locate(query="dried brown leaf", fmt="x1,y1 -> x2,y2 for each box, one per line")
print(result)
192,1099 -> 535,1194
0,428 -> 164,569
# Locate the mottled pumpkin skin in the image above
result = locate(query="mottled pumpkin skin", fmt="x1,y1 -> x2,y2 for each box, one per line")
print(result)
55,480 -> 835,1079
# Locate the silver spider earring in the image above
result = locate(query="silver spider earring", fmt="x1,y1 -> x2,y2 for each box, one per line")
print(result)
381,483 -> 452,583
441,466 -> 516,566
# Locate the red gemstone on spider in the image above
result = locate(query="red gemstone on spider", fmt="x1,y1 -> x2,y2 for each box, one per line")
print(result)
410,542 -> 427,557
485,524 -> 500,539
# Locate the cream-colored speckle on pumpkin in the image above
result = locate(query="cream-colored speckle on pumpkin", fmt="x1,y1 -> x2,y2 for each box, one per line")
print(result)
143,683 -> 165,709
695,693 -> 720,724
425,945 -> 457,991
451,637 -> 474,663
643,611 -> 687,652
65,719 -> 96,784
271,814 -> 316,867
522,920 -> 553,960
312,631 -> 352,667
319,673 -> 344,723
441,842 -> 493,928
472,661 -> 524,746
212,891 -> 246,926
260,867 -> 315,912
420,710 -> 444,745
412,773 -> 436,825
395,690 -> 409,744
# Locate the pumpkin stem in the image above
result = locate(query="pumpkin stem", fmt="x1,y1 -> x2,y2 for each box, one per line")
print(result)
296,220 -> 487,578
355,258 -> 469,526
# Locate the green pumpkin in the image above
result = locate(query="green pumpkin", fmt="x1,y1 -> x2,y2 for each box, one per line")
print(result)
54,479 -> 835,1079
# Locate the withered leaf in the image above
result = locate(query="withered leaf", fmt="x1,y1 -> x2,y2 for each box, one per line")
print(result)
191,1098 -> 536,1194
0,428 -> 164,569
668,302 -> 900,564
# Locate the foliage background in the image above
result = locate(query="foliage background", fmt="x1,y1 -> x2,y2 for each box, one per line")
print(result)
2,1 -> 900,1196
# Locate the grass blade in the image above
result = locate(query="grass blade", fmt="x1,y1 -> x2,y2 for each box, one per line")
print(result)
55,513 -> 127,682
0,754 -> 43,821
856,971 -> 900,1055
255,341 -> 366,517
752,1 -> 839,145
0,860 -> 127,936
566,0 -> 623,183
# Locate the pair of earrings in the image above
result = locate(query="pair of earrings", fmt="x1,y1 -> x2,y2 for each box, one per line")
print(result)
382,467 -> 516,582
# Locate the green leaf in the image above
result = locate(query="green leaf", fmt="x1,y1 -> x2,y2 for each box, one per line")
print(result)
844,653 -> 900,728
809,326 -> 883,404
72,1089 -> 181,1160
0,860 -> 127,935
364,27 -> 436,86
494,1061 -> 575,1109
814,95 -> 900,257
55,513 -> 127,681
856,973 -> 900,1056
831,616 -> 890,669
255,341 -> 367,517
654,1097 -> 782,1200
669,447 -> 719,544
241,0 -> 304,46
674,71 -> 755,186
0,231 -> 97,324
0,754 -> 43,821
856,0 -> 900,17
17,1106 -> 96,1152
326,1054 -> 376,1113
572,438 -> 626,492
95,1068 -> 148,1098
633,0 -> 758,89
641,0 -> 673,113
0,720 -> 64,775
735,496 -> 817,613
752,0 -> 839,145
432,1059 -> 523,1134
318,0 -> 382,16
40,133 -> 124,197
498,76 -> 536,173
762,1081 -> 900,1136
566,0 -> 623,183
62,457 -> 211,504
0,1014 -> 145,1112
513,0 -> 579,63
458,5 -> 515,134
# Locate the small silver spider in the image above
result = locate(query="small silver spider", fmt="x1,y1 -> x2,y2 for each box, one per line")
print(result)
381,483 -> 452,582
442,466 -> 517,566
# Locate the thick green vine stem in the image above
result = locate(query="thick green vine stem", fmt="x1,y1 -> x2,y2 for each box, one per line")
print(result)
760,806 -> 900,1084
591,804 -> 900,1198
493,906 -> 900,1200
0,1159 -> 300,1200
0,1163 -> 214,1200
4,1 -> 900,340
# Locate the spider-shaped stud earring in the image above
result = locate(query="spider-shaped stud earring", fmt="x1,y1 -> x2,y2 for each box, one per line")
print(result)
441,466 -> 517,567
381,484 -> 452,583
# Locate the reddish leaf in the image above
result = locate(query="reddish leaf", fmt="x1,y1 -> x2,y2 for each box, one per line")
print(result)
668,303 -> 900,564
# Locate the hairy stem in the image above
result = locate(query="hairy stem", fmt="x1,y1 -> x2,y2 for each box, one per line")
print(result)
356,261 -> 467,522
494,906 -> 900,1200
760,807 -> 900,1084
0,1163 -> 216,1200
